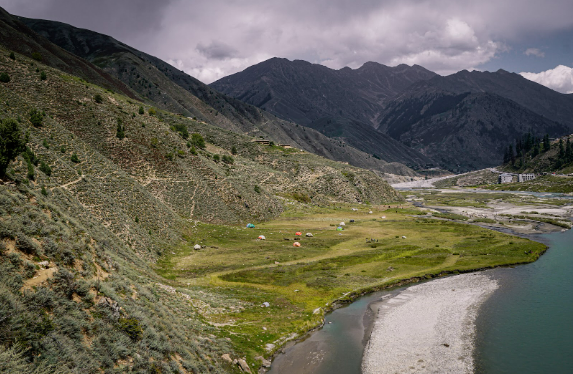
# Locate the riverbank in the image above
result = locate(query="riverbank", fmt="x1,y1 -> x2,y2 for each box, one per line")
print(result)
362,273 -> 498,374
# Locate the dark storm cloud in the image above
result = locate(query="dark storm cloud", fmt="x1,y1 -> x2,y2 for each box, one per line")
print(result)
2,0 -> 573,85
1,0 -> 171,47
196,41 -> 238,60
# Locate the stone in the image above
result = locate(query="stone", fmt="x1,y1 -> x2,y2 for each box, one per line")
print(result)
237,358 -> 252,373
194,244 -> 201,250
37,261 -> 49,268
221,354 -> 233,364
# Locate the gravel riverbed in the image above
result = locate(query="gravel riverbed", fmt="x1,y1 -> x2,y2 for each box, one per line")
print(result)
362,273 -> 498,374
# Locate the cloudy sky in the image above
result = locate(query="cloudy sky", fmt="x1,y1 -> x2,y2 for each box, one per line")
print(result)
2,0 -> 573,92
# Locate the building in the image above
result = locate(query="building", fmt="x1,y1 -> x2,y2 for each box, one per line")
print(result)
499,173 -> 514,184
518,173 -> 535,182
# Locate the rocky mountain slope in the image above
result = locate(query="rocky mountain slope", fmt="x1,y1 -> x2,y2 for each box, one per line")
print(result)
0,30 -> 401,372
379,91 -> 568,171
19,16 -> 415,176
211,56 -> 573,172
210,57 -> 436,168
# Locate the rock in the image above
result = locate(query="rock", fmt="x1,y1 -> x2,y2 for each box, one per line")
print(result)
193,244 -> 201,250
369,211 -> 373,214
37,261 -> 49,268
262,359 -> 271,368
313,307 -> 321,314
261,302 -> 270,307
402,235 -> 407,239
221,354 -> 233,364
305,233 -> 313,237
97,297 -> 120,320
237,358 -> 252,373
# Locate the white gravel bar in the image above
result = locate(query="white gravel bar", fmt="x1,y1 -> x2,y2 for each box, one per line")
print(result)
362,273 -> 498,374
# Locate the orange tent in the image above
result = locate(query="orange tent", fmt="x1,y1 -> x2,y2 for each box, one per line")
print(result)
293,242 -> 301,247
295,232 -> 302,236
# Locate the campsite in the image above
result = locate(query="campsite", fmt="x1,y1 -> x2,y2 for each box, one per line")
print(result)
156,201 -> 545,362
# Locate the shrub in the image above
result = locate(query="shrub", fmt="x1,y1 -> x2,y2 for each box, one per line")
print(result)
29,109 -> 44,127
0,118 -> 26,178
9,52 -> 15,60
191,133 -> 205,149
22,147 -> 39,166
171,123 -> 189,139
31,52 -> 42,61
118,317 -> 143,341
39,161 -> 52,176
189,146 -> 197,155
16,235 -> 39,255
60,146 -> 65,153
212,154 -> 220,162
148,107 -> 156,116
138,106 -> 144,115
150,138 -> 159,148
42,139 -> 49,149
40,71 -> 47,80
0,73 -> 10,83
94,94 -> 103,103
222,155 -> 234,165
231,146 -> 237,155
70,153 -> 80,163
41,186 -> 48,196
116,119 -> 125,139
26,161 -> 34,180
254,185 -> 261,193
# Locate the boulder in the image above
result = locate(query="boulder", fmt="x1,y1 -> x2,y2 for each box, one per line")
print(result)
194,244 -> 201,250
237,358 -> 252,373
221,354 -> 233,364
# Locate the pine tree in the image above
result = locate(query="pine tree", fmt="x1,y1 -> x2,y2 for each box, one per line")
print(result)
543,134 -> 550,152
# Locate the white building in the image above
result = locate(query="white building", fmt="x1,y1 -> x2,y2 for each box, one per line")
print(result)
518,173 -> 535,182
499,173 -> 513,184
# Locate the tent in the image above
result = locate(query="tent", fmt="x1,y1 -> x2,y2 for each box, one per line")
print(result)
295,231 -> 302,236
305,233 -> 313,237
336,226 -> 343,231
246,223 -> 255,228
258,235 -> 266,240
293,242 -> 301,247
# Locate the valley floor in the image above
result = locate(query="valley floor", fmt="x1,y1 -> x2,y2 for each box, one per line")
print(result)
155,195 -> 551,371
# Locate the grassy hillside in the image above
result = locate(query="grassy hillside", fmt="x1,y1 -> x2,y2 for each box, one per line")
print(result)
0,43 -> 404,373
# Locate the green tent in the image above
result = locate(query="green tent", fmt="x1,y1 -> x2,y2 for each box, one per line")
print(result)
336,226 -> 343,231
246,223 -> 255,228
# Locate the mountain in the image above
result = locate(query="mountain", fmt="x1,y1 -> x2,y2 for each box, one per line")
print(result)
376,70 -> 573,171
210,57 -> 437,168
0,20 -> 402,371
20,17 -> 415,176
378,69 -> 573,132
0,7 -> 136,99
379,90 -> 568,171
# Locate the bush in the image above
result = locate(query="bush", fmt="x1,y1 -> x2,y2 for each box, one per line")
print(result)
31,52 -> 42,61
254,185 -> 261,193
42,139 -> 49,149
94,94 -> 103,103
118,317 -> 143,341
116,119 -> 125,139
39,161 -> 52,176
16,235 -> 39,255
222,155 -> 234,165
148,107 -> 156,116
70,153 -> 80,163
189,146 -> 197,155
9,52 -> 15,60
29,109 -> 44,127
41,186 -> 48,196
26,161 -> 34,180
40,71 -> 47,80
212,154 -> 220,162
0,73 -> 10,83
191,133 -> 205,149
231,146 -> 237,155
138,106 -> 144,115
171,124 -> 189,139
0,118 -> 26,177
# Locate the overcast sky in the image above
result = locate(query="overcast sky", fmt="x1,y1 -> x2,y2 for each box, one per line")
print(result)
2,0 -> 573,92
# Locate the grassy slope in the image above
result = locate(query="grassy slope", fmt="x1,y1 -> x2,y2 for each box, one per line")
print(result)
0,45 -> 401,373
157,203 -> 546,364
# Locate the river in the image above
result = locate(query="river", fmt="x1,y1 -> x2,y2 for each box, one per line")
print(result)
268,203 -> 572,373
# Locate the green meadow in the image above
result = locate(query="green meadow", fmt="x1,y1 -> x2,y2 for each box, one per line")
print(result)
156,202 -> 546,362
